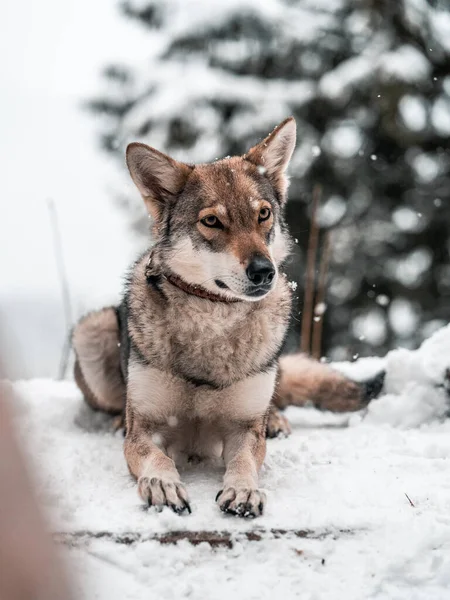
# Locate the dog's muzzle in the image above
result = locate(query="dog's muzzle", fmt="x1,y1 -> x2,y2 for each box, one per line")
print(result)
245,256 -> 276,297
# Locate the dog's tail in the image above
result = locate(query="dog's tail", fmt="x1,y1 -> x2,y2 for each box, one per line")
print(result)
275,353 -> 385,412
72,307 -> 125,415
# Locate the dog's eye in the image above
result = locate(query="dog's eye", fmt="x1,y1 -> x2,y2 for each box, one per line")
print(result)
201,215 -> 222,228
259,207 -> 271,222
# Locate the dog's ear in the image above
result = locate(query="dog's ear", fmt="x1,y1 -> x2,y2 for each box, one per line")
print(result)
245,117 -> 296,203
126,143 -> 193,220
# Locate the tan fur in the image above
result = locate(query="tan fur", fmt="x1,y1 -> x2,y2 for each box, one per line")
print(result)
126,143 -> 193,221
125,121 -> 298,516
127,254 -> 290,388
72,308 -> 124,414
266,401 -> 292,438
245,116 -> 296,200
276,353 -> 364,412
124,412 -> 190,513
73,118 -> 379,518
161,157 -> 281,300
129,362 -> 276,424
121,251 -> 290,515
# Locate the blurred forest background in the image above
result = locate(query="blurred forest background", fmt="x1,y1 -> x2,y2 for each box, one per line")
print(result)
1,0 -> 450,378
89,0 -> 450,360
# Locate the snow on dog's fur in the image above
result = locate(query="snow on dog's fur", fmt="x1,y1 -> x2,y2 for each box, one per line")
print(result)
73,118 -> 384,517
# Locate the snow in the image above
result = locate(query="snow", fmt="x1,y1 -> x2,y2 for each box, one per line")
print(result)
444,76 -> 450,96
6,324 -> 450,598
388,298 -> 419,339
376,294 -> 390,307
398,95 -> 428,132
431,97 -> 450,136
429,10 -> 450,54
392,207 -> 423,232
125,0 -> 342,46
411,153 -> 441,184
378,45 -> 431,83
322,122 -> 364,159
387,248 -> 432,288
318,55 -> 373,103
317,195 -> 346,228
120,60 -> 315,163
351,310 -> 387,346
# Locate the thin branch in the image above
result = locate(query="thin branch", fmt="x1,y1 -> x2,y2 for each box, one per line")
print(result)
47,199 -> 73,380
300,185 -> 321,354
312,230 -> 332,360
404,493 -> 415,508
54,527 -> 357,549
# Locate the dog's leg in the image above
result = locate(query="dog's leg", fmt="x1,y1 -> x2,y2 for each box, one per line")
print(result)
124,421 -> 190,515
266,402 -> 291,438
216,421 -> 266,518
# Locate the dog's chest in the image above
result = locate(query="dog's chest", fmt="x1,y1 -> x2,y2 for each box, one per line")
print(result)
162,300 -> 284,385
128,363 -> 277,424
127,264 -> 291,386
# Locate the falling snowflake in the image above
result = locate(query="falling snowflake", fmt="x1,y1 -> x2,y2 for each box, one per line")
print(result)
151,433 -> 163,446
314,302 -> 327,316
167,416 -> 178,427
376,294 -> 390,307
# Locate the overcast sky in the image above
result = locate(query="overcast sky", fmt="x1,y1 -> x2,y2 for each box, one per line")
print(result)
0,0 -> 150,299
0,0 -> 148,376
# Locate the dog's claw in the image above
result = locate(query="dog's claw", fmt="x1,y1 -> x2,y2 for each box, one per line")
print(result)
221,499 -> 232,512
138,476 -> 190,515
236,502 -> 257,518
169,502 -> 190,515
215,489 -> 223,502
216,487 -> 265,518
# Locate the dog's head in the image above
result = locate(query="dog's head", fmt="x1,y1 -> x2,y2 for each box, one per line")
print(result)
126,117 -> 296,301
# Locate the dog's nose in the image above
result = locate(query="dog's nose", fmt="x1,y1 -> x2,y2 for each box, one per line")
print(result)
246,256 -> 276,286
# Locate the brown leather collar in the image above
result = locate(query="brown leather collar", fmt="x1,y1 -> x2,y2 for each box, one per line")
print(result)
145,250 -> 241,304
165,273 -> 242,303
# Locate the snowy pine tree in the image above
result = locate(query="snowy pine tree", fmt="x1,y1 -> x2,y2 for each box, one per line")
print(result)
89,0 -> 450,358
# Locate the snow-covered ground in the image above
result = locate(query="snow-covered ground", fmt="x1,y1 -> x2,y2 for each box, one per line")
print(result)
9,326 -> 450,599
2,2 -> 450,597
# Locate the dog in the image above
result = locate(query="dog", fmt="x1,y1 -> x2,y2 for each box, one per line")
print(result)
73,117 -> 384,517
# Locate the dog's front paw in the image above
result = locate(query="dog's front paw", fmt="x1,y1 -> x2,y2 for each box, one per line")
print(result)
215,487 -> 266,518
266,408 -> 291,438
138,476 -> 191,515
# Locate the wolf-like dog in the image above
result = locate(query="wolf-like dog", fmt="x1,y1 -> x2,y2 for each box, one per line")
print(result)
73,117 -> 383,517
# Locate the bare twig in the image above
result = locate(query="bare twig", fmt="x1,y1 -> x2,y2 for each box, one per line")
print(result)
300,185 -> 321,354
404,493 -> 415,508
54,527 -> 357,549
311,230 -> 332,360
47,199 -> 73,380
